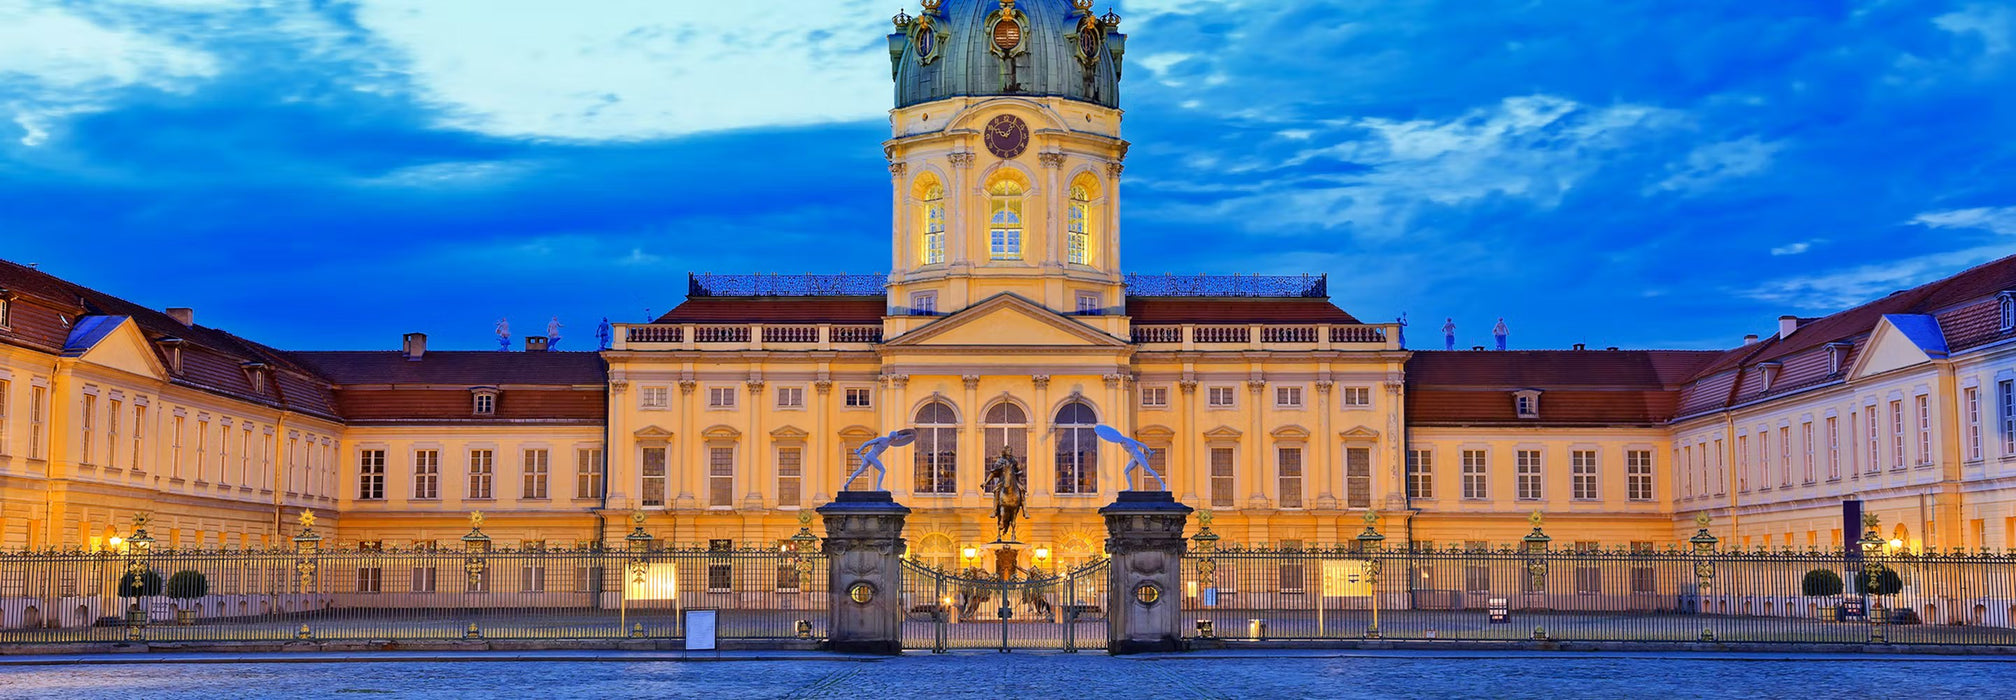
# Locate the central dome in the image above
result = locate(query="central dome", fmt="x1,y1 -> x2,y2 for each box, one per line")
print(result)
889,0 -> 1126,110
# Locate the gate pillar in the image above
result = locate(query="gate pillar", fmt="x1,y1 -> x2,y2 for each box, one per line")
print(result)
1100,491 -> 1193,654
818,491 -> 911,654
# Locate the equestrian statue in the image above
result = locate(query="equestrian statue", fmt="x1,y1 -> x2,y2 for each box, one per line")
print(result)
984,446 -> 1027,544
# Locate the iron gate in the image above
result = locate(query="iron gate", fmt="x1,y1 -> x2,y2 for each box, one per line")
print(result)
901,558 -> 1109,652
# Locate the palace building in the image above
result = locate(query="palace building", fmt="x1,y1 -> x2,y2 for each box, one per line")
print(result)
4,0 -> 2016,564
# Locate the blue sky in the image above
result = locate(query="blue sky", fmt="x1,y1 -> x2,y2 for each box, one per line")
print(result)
2,0 -> 2013,351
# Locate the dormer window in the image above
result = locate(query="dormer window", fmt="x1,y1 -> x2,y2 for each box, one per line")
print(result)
241,362 -> 270,394
1758,362 -> 1783,392
471,388 -> 499,416
0,292 -> 11,327
1999,291 -> 2015,332
1513,389 -> 1542,419
1825,343 -> 1852,376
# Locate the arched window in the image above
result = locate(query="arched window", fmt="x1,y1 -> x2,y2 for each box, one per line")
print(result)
987,174 -> 1025,261
1066,173 -> 1098,266
982,401 -> 1028,492
916,175 -> 946,265
913,401 -> 958,494
1054,400 -> 1099,494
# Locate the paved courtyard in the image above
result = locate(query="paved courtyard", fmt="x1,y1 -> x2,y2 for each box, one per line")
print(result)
3,650 -> 2016,699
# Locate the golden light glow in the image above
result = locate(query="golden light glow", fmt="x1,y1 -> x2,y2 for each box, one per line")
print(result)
624,562 -> 679,600
962,547 -> 979,559
1889,539 -> 1905,549
1033,547 -> 1050,561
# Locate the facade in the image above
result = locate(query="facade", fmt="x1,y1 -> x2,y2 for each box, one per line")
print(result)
2,0 -> 2014,563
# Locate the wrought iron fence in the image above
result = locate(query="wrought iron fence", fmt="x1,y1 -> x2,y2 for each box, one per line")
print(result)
899,559 -> 1110,652
688,273 -> 888,297
1123,273 -> 1328,298
0,545 -> 827,645
1181,544 -> 2016,646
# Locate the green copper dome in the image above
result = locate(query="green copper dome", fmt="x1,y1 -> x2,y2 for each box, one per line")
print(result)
889,0 -> 1127,110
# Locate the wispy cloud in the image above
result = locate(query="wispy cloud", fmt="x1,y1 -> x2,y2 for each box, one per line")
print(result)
1652,136 -> 1784,195
1770,241 -> 1815,256
1912,206 -> 2016,235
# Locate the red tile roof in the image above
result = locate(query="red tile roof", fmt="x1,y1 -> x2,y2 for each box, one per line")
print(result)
655,297 -> 885,324
1407,350 -> 1722,388
286,351 -> 607,386
1125,297 -> 1362,324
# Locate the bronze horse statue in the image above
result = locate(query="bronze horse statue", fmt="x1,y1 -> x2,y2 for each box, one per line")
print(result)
984,446 -> 1027,543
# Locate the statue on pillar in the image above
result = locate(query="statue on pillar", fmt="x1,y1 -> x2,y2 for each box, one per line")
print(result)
984,446 -> 1027,544
844,428 -> 917,491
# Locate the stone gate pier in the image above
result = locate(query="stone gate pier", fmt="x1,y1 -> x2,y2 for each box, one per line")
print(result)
1099,491 -> 1193,654
818,491 -> 910,654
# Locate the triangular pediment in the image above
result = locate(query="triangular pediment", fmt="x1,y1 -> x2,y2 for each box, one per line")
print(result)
1339,425 -> 1382,441
884,293 -> 1127,348
67,317 -> 168,380
1850,315 -> 1947,380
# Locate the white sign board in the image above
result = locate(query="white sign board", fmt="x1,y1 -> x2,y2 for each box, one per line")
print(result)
685,609 -> 718,651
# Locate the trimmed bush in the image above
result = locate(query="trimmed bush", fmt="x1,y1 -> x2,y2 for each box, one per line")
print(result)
1801,568 -> 1843,597
118,569 -> 163,597
165,570 -> 210,600
1856,566 -> 1903,596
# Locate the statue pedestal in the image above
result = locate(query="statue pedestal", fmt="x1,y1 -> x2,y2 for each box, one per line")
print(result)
1100,491 -> 1192,654
817,490 -> 910,655
993,546 -> 1021,580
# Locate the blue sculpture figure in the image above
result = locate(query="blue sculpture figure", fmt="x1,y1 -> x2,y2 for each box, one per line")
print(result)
1395,313 -> 1408,349
546,316 -> 563,350
596,318 -> 613,350
495,317 -> 511,352
843,428 -> 917,492
1442,318 -> 1457,352
1093,424 -> 1169,491
1493,317 -> 1509,351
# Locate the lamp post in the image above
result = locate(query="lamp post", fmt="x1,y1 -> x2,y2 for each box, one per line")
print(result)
1522,511 -> 1551,639
1356,510 -> 1385,639
461,511 -> 490,639
1689,512 -> 1718,641
123,513 -> 156,631
291,509 -> 322,640
624,511 -> 653,637
1191,511 -> 1220,639
788,511 -> 819,639
1857,512 -> 1886,642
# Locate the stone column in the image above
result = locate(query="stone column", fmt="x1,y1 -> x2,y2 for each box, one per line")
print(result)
818,491 -> 911,654
1100,490 -> 1192,654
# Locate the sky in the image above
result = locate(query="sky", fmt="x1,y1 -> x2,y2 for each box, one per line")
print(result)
2,0 -> 2014,352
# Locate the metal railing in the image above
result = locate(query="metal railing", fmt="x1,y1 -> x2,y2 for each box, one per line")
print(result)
1180,545 -> 2016,646
1130,323 -> 1391,347
689,274 -> 888,297
900,559 -> 1110,652
0,545 -> 827,645
1124,273 -> 1328,298
619,323 -> 884,348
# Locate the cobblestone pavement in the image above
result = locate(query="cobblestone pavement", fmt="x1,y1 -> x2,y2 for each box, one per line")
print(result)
3,650 -> 2016,699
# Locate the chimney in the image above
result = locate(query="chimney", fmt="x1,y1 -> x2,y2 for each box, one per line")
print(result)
1572,343 -> 1586,351
166,307 -> 194,326
1778,315 -> 1800,340
1472,345 -> 1485,351
402,332 -> 427,360
1743,334 -> 1759,345
525,336 -> 550,352
1606,346 -> 1620,351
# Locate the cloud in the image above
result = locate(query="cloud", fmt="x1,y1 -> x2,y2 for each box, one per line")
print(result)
0,1 -> 219,145
1770,241 -> 1814,256
347,0 -> 893,141
1912,206 -> 2016,235
1744,244 -> 2013,310
1935,4 -> 2015,55
1652,136 -> 1784,194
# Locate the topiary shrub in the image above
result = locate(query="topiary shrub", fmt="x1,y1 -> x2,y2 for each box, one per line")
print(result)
1855,566 -> 1903,596
119,569 -> 163,597
1801,568 -> 1843,597
165,570 -> 209,600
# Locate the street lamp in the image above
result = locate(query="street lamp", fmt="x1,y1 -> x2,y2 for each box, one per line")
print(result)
1356,510 -> 1385,640
1689,513 -> 1719,641
123,513 -> 156,631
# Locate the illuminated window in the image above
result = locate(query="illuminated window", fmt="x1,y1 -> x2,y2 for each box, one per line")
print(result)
1066,175 -> 1097,265
982,402 -> 1028,489
1054,400 -> 1098,494
913,401 -> 958,494
987,175 -> 1024,260
919,177 -> 946,265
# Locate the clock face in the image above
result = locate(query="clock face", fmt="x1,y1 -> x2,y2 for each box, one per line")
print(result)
984,114 -> 1030,159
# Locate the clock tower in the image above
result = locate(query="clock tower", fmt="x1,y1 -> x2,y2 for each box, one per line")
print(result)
882,0 -> 1129,333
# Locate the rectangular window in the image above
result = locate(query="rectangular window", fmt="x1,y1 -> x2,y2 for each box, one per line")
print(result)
844,387 -> 873,408
1075,292 -> 1101,315
1916,394 -> 1932,465
1461,450 -> 1488,500
1712,439 -> 1725,494
1571,450 -> 1597,500
1967,387 -> 1983,461
777,446 -> 803,508
413,449 -> 440,500
29,385 -> 45,460
171,414 -> 184,478
1890,400 -> 1905,469
1405,449 -> 1433,499
1341,386 -> 1372,407
0,379 -> 9,455
1779,426 -> 1792,486
1576,566 -> 1602,595
1802,422 -> 1815,484
576,448 -> 604,499
131,404 -> 146,472
0,297 -> 8,326
195,419 -> 208,481
640,386 -> 670,409
1681,445 -> 1693,498
468,449 -> 494,499
356,567 -> 383,594
473,393 -> 495,415
1515,450 -> 1541,500
1736,435 -> 1749,492
1464,566 -> 1490,594
708,386 -> 736,409
520,566 -> 547,593
1275,386 -> 1302,408
1626,450 -> 1653,501
775,386 -> 804,409
1866,404 -> 1882,473
910,291 -> 938,316
640,446 -> 667,507
1210,447 -> 1235,508
708,447 -> 735,507
80,393 -> 95,465
358,449 -> 386,500
412,567 -> 437,593
1207,386 -> 1236,408
1277,447 -> 1303,509
522,449 -> 549,499
2003,381 -> 2016,456
1346,447 -> 1372,508
1826,416 -> 1840,479
707,559 -> 733,592
1140,387 -> 1168,408
1278,540 -> 1305,593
